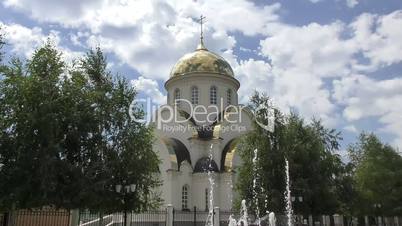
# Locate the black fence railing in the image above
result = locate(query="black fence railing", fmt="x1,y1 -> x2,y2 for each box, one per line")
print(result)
173,208 -> 211,226
78,210 -> 114,226
1,208 -> 401,226
78,210 -> 166,226
0,213 -> 7,226
219,211 -> 238,226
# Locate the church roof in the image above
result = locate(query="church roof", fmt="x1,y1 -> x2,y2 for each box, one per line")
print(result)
169,44 -> 234,78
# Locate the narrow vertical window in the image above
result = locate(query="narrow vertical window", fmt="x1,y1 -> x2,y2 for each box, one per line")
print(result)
205,188 -> 209,211
227,89 -> 232,105
174,88 -> 181,105
191,86 -> 199,104
182,185 -> 189,210
210,86 -> 217,104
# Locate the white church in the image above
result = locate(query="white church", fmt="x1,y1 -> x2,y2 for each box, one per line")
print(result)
152,30 -> 254,211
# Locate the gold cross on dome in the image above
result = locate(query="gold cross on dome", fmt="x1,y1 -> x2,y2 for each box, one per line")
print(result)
198,15 -> 206,47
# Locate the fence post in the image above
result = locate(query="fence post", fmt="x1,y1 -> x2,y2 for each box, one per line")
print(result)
69,209 -> 80,226
333,215 -> 340,226
99,211 -> 104,226
214,207 -> 220,226
327,216 -> 331,226
194,206 -> 197,226
167,205 -> 174,226
2,212 -> 8,226
8,208 -> 15,226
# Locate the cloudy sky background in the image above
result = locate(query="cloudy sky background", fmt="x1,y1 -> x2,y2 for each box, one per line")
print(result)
1,0 -> 402,157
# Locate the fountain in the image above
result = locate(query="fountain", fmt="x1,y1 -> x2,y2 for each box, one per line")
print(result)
238,200 -> 249,226
228,149 -> 278,226
228,215 -> 237,226
284,158 -> 293,226
252,149 -> 261,226
268,212 -> 276,226
228,199 -> 277,226
206,144 -> 215,226
228,200 -> 248,226
228,158 -> 296,226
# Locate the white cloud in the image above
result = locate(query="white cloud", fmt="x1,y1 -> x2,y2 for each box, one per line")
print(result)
234,59 -> 274,103
234,59 -> 338,126
1,22 -> 52,57
131,76 -> 166,105
3,0 -> 280,36
2,0 -> 280,81
256,11 -> 402,130
3,0 -> 402,150
3,0 -> 102,28
179,1 -> 281,36
350,11 -> 402,69
257,21 -> 354,126
346,0 -> 358,8
307,0 -> 359,8
333,74 -> 402,148
261,22 -> 355,78
0,22 -> 82,62
344,125 -> 358,134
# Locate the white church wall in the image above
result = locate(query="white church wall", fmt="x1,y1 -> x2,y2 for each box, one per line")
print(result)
168,170 -> 182,209
165,73 -> 239,113
192,173 -> 220,211
178,161 -> 193,210
153,138 -> 175,204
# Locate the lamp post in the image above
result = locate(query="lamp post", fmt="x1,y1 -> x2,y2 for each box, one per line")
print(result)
374,203 -> 382,226
116,182 -> 137,226
292,196 -> 303,226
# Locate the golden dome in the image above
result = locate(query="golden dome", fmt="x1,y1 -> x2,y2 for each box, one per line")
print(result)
170,43 -> 234,78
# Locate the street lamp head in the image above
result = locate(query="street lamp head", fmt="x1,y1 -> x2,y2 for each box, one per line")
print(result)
299,196 -> 303,202
291,196 -> 295,202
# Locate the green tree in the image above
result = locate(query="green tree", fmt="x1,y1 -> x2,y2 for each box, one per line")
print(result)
0,43 -> 160,212
236,92 -> 344,216
348,133 -> 402,216
78,47 -> 161,212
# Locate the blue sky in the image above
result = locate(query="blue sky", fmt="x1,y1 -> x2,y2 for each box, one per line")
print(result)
1,0 -> 402,157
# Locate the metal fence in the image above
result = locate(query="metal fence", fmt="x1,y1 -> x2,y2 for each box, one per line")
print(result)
173,209 -> 211,226
0,213 -> 7,226
78,210 -> 166,226
0,209 -> 71,226
1,208 -> 401,226
219,211 -> 238,226
78,210 -> 113,226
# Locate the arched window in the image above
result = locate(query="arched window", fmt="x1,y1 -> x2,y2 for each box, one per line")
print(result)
191,86 -> 199,104
227,89 -> 232,105
174,88 -> 181,105
182,185 -> 189,210
210,86 -> 217,104
205,188 -> 209,211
